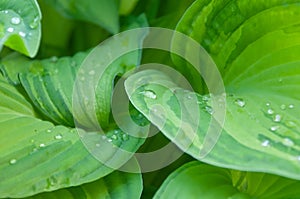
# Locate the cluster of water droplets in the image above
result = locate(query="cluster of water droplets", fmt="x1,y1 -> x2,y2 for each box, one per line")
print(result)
261,101 -> 298,152
98,129 -> 130,148
0,10 -> 40,41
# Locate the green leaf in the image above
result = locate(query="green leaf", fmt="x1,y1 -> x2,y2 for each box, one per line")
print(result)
154,161 -> 300,199
119,0 -> 140,15
0,17 -> 148,129
174,0 -> 300,177
125,68 -> 300,180
45,0 -> 119,34
0,0 -> 42,57
27,168 -> 142,199
0,78 -> 145,197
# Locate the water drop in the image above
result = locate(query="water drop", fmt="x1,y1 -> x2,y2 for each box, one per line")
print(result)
283,138 -> 294,147
266,102 -> 271,107
19,31 -> 26,37
9,159 -> 17,165
88,70 -> 95,75
4,10 -> 8,14
47,129 -> 52,133
107,138 -> 113,142
7,27 -> 14,33
273,114 -> 282,123
289,104 -> 294,109
203,95 -> 210,101
114,129 -> 121,134
96,143 -> 100,147
122,134 -> 129,141
54,134 -> 62,140
39,143 -> 45,148
11,17 -> 21,25
267,108 -> 274,115
235,98 -> 246,107
261,140 -> 270,147
29,16 -> 39,29
111,135 -> 118,140
140,90 -> 157,99
270,126 -> 279,132
280,104 -> 286,110
205,106 -> 214,115
286,121 -> 297,128
102,135 -> 106,140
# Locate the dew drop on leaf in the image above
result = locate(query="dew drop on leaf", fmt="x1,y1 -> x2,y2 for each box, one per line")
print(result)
280,104 -> 286,110
11,17 -> 21,25
9,159 -> 17,165
283,138 -> 294,147
267,108 -> 274,115
289,104 -> 294,109
88,70 -> 95,75
39,143 -> 45,148
122,133 -> 129,141
6,27 -> 14,33
140,90 -> 157,99
235,98 -> 246,107
29,16 -> 39,29
205,106 -> 214,115
261,140 -> 270,147
270,126 -> 279,132
273,114 -> 282,123
54,134 -> 63,140
18,31 -> 26,37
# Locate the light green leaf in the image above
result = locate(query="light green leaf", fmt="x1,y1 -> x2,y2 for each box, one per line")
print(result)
125,67 -> 300,180
0,78 -> 145,198
27,168 -> 142,199
154,161 -> 300,199
173,0 -> 300,177
119,0 -> 140,15
0,0 -> 41,57
45,0 -> 119,34
0,17 -> 148,129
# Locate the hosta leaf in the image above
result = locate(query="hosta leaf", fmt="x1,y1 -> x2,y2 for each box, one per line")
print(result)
144,0 -> 300,178
27,168 -> 142,199
125,68 -> 300,180
45,0 -> 119,34
0,0 -> 41,57
1,16 -> 147,129
154,161 -> 300,199
0,78 -> 145,198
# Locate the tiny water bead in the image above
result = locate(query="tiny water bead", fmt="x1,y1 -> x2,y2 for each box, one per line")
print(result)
9,159 -> 17,165
280,104 -> 286,110
266,102 -> 271,107
205,106 -> 214,115
234,98 -> 246,107
88,70 -> 95,75
261,140 -> 270,147
267,108 -> 274,115
122,133 -> 129,141
39,143 -> 46,148
47,129 -> 52,133
11,17 -> 21,25
270,126 -> 279,132
140,90 -> 157,99
6,27 -> 14,33
30,16 -> 39,29
286,121 -> 297,128
288,104 -> 295,109
54,134 -> 63,140
283,138 -> 294,147
19,31 -> 26,37
96,143 -> 100,147
273,114 -> 282,123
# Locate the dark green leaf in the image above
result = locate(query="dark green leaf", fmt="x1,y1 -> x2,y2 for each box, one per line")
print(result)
45,0 -> 119,34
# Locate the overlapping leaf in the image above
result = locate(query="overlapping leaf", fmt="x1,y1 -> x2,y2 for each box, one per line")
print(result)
45,0 -> 119,34
26,169 -> 142,199
0,74 -> 145,197
125,0 -> 300,180
154,161 -> 300,199
0,0 -> 41,57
